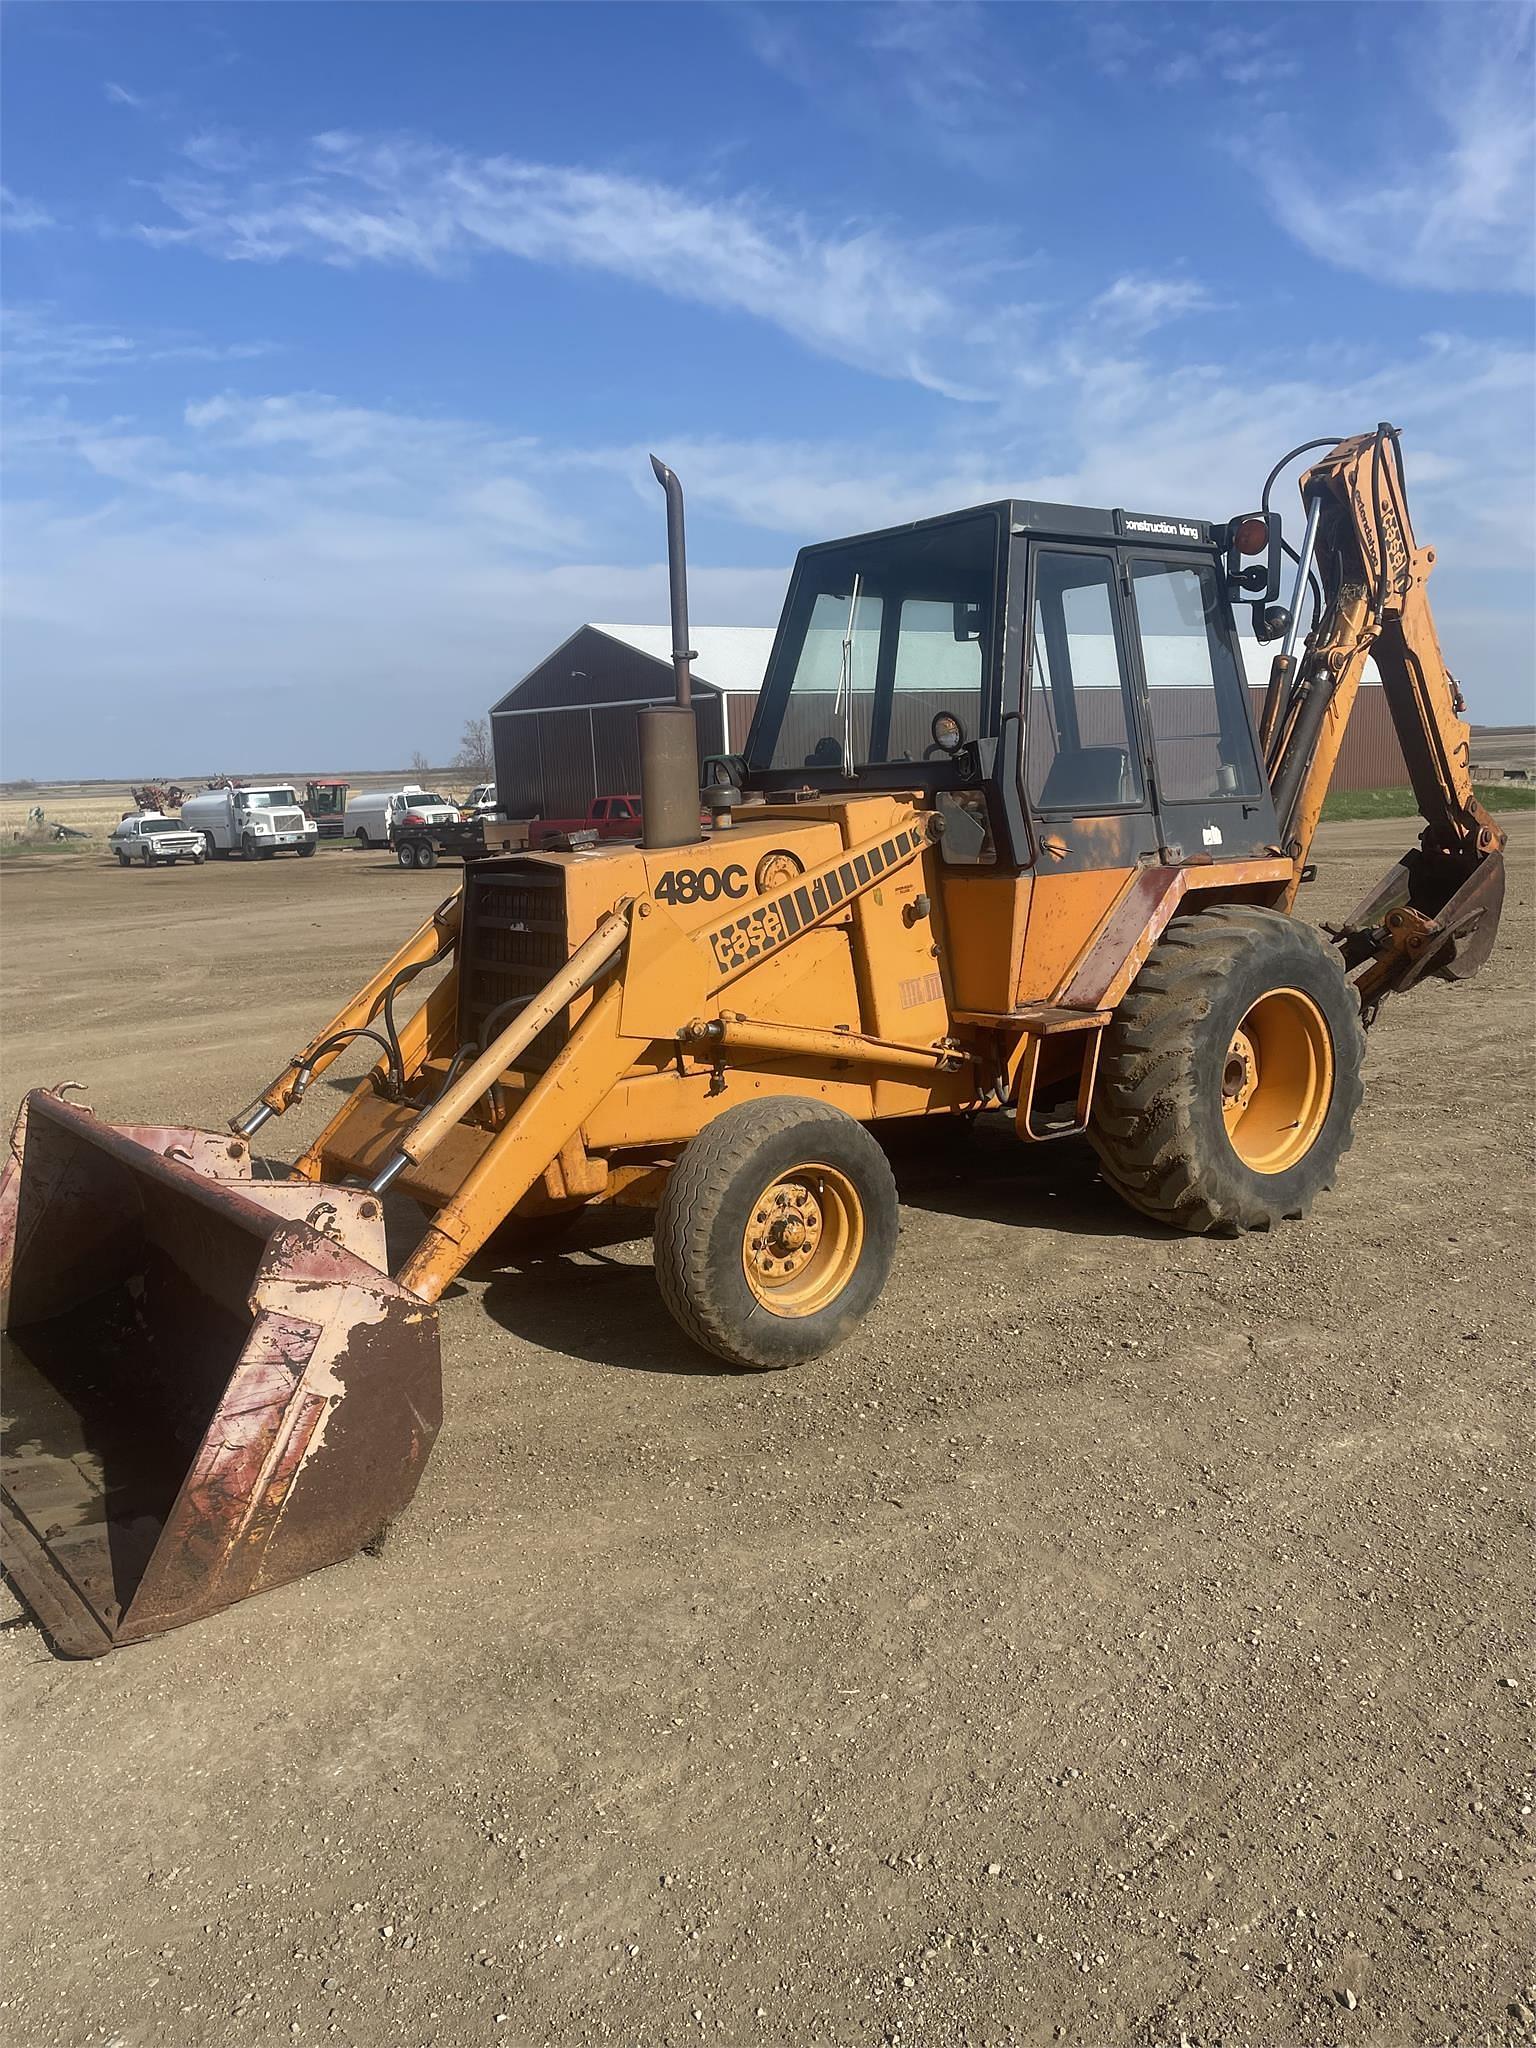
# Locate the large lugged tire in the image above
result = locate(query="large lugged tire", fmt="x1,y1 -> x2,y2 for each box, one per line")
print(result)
1089,904 -> 1365,1234
654,1098 -> 899,1369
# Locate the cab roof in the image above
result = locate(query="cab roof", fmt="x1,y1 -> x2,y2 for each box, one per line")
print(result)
795,496 -> 1219,558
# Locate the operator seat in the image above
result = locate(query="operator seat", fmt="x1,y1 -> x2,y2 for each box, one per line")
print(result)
1037,747 -> 1134,812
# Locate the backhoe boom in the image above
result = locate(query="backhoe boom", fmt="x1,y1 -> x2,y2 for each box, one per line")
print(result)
1265,425 -> 1505,1014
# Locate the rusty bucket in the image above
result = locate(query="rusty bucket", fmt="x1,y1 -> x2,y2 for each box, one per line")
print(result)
0,1090 -> 441,1656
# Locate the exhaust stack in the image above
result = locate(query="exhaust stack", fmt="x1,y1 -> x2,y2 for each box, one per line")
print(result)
639,456 -> 703,851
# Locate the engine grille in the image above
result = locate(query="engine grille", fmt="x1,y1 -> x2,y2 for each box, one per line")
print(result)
457,860 -> 569,1068
271,809 -> 306,831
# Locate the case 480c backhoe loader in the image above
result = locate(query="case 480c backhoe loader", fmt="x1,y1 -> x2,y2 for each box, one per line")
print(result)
1,429 -> 1505,1654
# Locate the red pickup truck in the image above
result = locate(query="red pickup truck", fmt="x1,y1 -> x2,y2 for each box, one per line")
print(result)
524,795 -> 644,849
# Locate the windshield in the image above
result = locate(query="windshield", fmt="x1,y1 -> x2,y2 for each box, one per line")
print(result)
241,789 -> 298,809
140,817 -> 182,833
749,514 -> 998,776
405,793 -> 446,808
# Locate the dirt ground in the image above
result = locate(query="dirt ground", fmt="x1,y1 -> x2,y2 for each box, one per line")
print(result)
1,820 -> 1531,2048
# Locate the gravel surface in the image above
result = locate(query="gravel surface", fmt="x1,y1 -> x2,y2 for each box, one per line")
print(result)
1,819 -> 1531,2048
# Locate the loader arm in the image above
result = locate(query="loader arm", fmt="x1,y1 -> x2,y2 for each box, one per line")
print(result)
1263,425 -> 1505,1017
232,890 -> 462,1132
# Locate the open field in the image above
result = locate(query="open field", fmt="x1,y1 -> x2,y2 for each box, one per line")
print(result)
1470,727 -> 1536,783
1,821 -> 1531,2048
1322,785 -> 1536,822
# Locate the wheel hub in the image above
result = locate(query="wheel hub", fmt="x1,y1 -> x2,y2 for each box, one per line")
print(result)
1222,1029 -> 1258,1115
1221,988 -> 1334,1174
741,1167 -> 863,1316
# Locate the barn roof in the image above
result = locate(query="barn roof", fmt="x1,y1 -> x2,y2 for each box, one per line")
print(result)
586,624 -> 775,695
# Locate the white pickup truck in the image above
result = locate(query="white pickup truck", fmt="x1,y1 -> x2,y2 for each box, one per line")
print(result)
110,812 -> 208,867
179,785 -> 320,860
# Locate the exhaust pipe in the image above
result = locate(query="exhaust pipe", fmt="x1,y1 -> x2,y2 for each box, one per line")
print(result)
639,456 -> 703,851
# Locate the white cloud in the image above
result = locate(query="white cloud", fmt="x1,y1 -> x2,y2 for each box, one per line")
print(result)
1087,10 -> 1297,94
104,81 -> 147,109
742,1 -> 1030,177
1,304 -> 274,386
130,133 -> 1006,398
6,309 -> 1530,781
1257,8 -> 1535,294
181,127 -> 255,175
1,186 -> 56,234
1089,275 -> 1218,338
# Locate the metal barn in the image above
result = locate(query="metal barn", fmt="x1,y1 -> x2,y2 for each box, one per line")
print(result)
489,624 -> 772,820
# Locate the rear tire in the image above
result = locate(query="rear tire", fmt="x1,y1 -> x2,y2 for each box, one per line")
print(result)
1089,903 -> 1365,1234
355,828 -> 371,849
396,840 -> 418,868
654,1098 -> 898,1369
415,841 -> 438,870
116,849 -> 130,867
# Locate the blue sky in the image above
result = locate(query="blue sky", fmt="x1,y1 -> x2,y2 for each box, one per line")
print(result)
3,0 -> 1532,777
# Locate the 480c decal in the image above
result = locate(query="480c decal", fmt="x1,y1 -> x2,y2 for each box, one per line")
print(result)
652,864 -> 749,905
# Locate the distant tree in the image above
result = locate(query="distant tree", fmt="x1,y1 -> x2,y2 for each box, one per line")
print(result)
409,749 -> 432,777
453,716 -> 494,783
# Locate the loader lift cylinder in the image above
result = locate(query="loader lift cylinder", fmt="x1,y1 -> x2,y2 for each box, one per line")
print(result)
639,455 -> 704,851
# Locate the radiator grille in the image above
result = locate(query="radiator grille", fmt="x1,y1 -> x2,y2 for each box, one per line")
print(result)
458,860 -> 570,1067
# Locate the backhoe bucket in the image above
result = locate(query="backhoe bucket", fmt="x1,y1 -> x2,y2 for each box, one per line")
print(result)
1338,844 -> 1506,996
0,1091 -> 441,1657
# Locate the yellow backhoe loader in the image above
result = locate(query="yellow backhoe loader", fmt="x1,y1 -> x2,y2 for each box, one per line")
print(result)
1,428 -> 1505,1654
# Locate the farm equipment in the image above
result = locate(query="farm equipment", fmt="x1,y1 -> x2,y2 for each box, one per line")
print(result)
0,428 -> 1505,1653
304,779 -> 351,839
130,783 -> 189,813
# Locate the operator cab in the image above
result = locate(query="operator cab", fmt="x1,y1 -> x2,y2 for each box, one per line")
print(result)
740,499 -> 1282,871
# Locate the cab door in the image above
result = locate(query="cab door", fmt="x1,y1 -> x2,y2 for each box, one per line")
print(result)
1122,552 -> 1278,862
1012,545 -> 1161,999
1021,545 -> 1159,870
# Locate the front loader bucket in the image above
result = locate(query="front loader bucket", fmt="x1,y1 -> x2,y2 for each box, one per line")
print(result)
0,1091 -> 441,1657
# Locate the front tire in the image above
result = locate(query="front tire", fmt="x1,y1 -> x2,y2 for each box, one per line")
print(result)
1089,904 -> 1365,1234
654,1098 -> 899,1369
298,841 -> 316,859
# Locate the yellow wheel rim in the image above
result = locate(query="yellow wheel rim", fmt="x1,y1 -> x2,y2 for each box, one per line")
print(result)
1221,987 -> 1334,1174
741,1164 -> 864,1317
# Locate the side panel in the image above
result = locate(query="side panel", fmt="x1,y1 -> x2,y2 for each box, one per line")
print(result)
938,873 -> 1031,1016
1016,867 -> 1136,1003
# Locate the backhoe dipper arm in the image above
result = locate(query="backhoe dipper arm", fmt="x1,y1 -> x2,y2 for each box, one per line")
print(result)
1264,425 -> 1505,1016
230,890 -> 462,1134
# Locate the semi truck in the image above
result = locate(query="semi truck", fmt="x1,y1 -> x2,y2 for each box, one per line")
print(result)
179,784 -> 320,860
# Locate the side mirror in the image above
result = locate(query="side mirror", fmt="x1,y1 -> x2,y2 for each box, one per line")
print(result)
1253,603 -> 1291,644
952,599 -> 984,643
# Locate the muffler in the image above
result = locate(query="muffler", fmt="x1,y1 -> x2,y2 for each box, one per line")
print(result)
0,1089 -> 440,1656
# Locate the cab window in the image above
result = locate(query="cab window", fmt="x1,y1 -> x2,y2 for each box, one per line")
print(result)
1027,552 -> 1144,812
751,513 -> 996,776
1129,558 -> 1258,801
